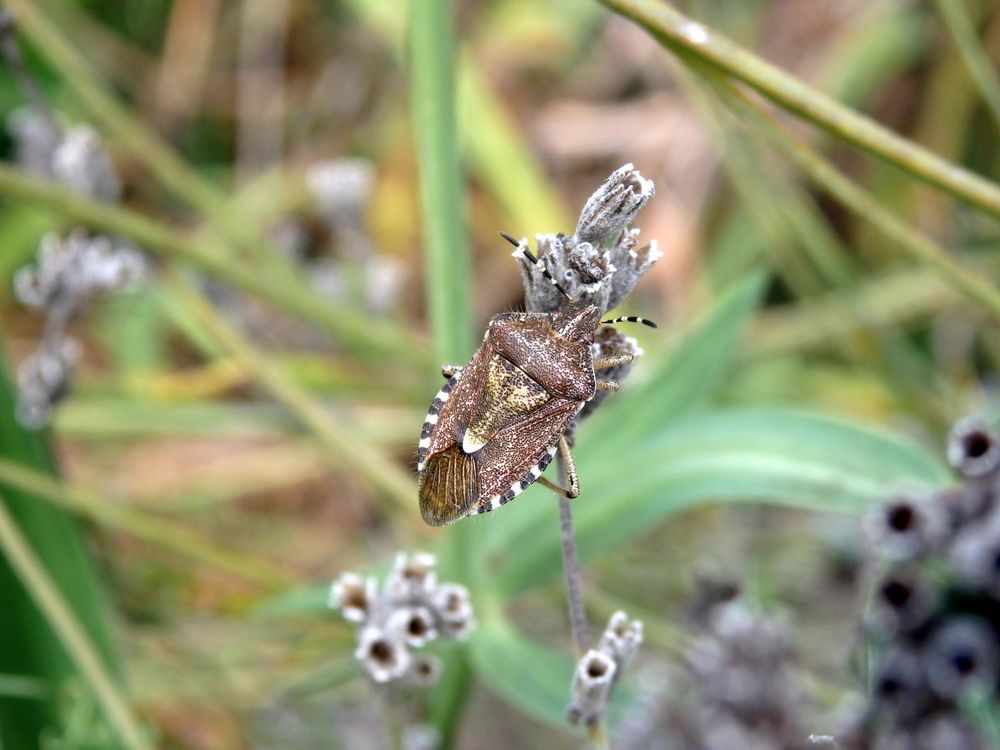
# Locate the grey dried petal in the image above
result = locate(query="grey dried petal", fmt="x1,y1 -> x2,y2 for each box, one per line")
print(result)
947,417 -> 1000,479
329,572 -> 378,624
386,606 -> 438,648
354,625 -> 411,683
51,124 -> 121,202
923,616 -> 998,700
575,163 -> 655,245
566,649 -> 617,727
605,235 -> 663,311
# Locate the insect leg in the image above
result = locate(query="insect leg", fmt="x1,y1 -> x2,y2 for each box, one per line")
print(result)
535,437 -> 582,498
596,379 -> 620,392
441,364 -> 463,378
558,436 -> 581,498
593,353 -> 634,370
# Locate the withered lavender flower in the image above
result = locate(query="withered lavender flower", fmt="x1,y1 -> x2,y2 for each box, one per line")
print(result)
330,552 -> 475,686
839,416 -> 1000,749
574,163 -> 656,245
12,231 -> 143,427
566,611 -> 644,729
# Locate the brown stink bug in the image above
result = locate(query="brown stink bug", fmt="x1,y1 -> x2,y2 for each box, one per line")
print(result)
417,232 -> 654,526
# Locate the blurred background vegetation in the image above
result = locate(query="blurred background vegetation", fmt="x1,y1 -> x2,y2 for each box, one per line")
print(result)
1,0 -> 1000,747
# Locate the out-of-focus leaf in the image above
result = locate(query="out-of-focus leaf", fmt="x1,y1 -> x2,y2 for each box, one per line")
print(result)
588,273 -> 767,453
494,407 -> 951,596
466,621 -> 573,730
0,343 -> 118,747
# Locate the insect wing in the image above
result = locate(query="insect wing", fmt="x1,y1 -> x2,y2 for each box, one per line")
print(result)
472,395 -> 580,516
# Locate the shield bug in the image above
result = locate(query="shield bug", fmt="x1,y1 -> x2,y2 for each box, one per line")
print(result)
417,232 -> 654,526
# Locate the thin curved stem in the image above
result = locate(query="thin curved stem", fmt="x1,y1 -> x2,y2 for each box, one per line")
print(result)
932,0 -> 1000,134
0,456 -> 295,589
0,492 -> 149,750
599,0 -> 1000,221
699,70 -> 1000,323
0,164 -> 424,364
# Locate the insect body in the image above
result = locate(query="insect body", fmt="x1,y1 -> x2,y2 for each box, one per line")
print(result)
417,234 -> 653,526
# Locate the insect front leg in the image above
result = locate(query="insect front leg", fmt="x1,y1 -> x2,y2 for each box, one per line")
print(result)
596,379 -> 620,392
536,436 -> 581,499
441,364 -> 464,378
593,353 -> 634,370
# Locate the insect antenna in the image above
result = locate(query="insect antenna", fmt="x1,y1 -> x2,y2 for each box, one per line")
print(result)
600,315 -> 657,329
500,231 -> 573,301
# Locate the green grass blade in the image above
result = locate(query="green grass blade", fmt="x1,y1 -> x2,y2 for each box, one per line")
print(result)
0,343 -> 119,747
496,407 -> 951,595
585,272 -> 766,453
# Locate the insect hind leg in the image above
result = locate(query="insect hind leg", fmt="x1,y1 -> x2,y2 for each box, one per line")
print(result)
535,436 -> 581,498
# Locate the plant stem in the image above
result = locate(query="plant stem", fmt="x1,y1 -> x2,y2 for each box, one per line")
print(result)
558,489 -> 590,657
554,455 -> 609,748
0,163 -> 424,364
599,0 -> 1000,221
700,71 -> 1000,323
0,456 -> 295,589
164,271 -> 419,518
0,492 -> 149,750
932,0 -> 1000,133
410,0 -> 472,368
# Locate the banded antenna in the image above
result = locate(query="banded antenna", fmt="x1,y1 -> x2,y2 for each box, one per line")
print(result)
600,315 -> 657,329
500,231 -> 572,301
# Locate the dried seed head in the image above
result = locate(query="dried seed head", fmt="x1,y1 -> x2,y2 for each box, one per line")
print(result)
949,513 -> 1000,595
16,336 -> 81,428
7,108 -> 60,178
385,551 -> 438,605
401,723 -> 441,750
871,647 -> 926,719
566,649 -> 618,727
386,606 -> 438,649
50,124 -> 121,202
865,494 -> 944,561
354,626 -> 410,684
947,417 -> 1000,479
405,654 -> 442,688
329,572 -> 378,624
431,583 -> 474,639
575,163 -> 655,245
598,610 -> 644,670
14,230 -> 144,314
924,617 -> 999,700
867,568 -> 937,635
306,158 -> 375,231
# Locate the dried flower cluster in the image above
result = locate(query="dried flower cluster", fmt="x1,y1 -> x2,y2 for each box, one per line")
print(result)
566,611 -> 644,728
306,158 -> 405,315
329,552 -> 475,684
514,162 -> 659,427
8,85 -> 143,427
665,597 -> 809,750
834,417 -> 1000,749
13,229 -> 143,427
